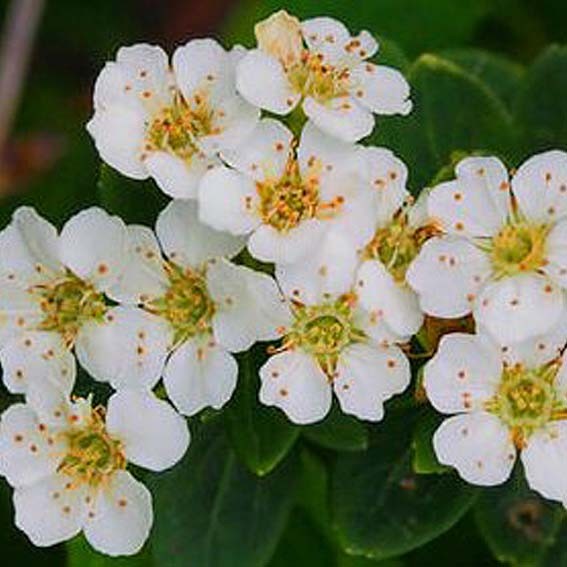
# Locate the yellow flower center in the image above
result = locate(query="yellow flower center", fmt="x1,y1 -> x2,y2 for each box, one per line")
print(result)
146,262 -> 215,346
485,362 -> 566,448
489,220 -> 549,278
58,408 -> 126,487
35,273 -> 107,345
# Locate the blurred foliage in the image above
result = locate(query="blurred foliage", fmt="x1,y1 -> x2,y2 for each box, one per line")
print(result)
2,0 -> 567,565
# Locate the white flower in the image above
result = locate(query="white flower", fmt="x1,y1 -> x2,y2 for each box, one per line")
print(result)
0,206 -> 129,398
0,389 -> 189,555
87,41 -> 259,199
407,152 -> 567,344
424,330 -> 567,506
236,11 -> 412,142
258,268 -> 411,425
198,119 -> 376,265
75,200 -> 288,416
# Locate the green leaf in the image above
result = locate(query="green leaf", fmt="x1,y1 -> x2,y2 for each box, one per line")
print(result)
67,536 -> 153,566
303,403 -> 369,452
372,54 -> 518,191
516,45 -> 567,151
224,343 -> 299,475
97,165 -> 168,225
332,411 -> 478,561
411,409 -> 449,475
543,523 -> 567,565
474,473 -> 564,566
440,48 -> 525,108
149,423 -> 297,567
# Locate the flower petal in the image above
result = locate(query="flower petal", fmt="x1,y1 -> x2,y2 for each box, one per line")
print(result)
106,390 -> 189,472
0,284 -> 43,346
406,236 -> 490,318
544,218 -> 567,288
350,63 -> 412,115
198,166 -> 260,235
428,156 -> 511,237
334,343 -> 410,421
59,208 -> 129,291
475,274 -> 564,344
434,412 -> 515,486
259,350 -> 332,424
236,50 -> 299,114
14,473 -> 87,546
303,96 -> 374,142
84,470 -> 152,557
163,339 -> 238,416
75,306 -> 172,391
301,17 -> 351,63
156,200 -> 245,267
424,333 -> 502,414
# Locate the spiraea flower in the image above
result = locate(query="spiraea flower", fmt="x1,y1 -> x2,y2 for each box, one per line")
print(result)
75,200 -> 288,416
0,389 -> 189,555
424,330 -> 567,505
0,206 -> 128,397
198,120 -> 376,265
258,268 -> 411,424
236,10 -> 412,142
407,152 -> 567,344
87,41 -> 259,199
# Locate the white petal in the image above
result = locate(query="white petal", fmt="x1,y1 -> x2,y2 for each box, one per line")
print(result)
247,219 -> 325,264
145,150 -> 218,199
353,305 -> 400,346
163,339 -> 238,416
0,331 -> 75,396
0,284 -> 43,346
359,146 -> 410,225
75,306 -> 172,391
259,350 -> 332,424
302,96 -> 374,142
198,166 -> 260,235
433,412 -> 515,486
350,63 -> 412,115
207,259 -> 290,351
221,118 -> 293,181
423,333 -> 502,414
14,474 -> 87,546
84,471 -> 152,557
302,17 -> 351,63
276,229 -> 358,303
106,390 -> 189,472
544,218 -> 567,288
356,260 -> 423,340
0,404 -> 63,487
236,50 -> 299,114
428,156 -> 511,237
334,343 -> 410,421
512,150 -> 567,223
59,208 -> 129,291
522,422 -> 567,504
406,236 -> 490,318
156,200 -> 245,267
475,274 -> 564,344
107,225 -> 168,305
86,107 -> 148,180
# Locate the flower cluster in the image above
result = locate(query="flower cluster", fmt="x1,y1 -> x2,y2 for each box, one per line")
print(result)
1,8 -> 567,557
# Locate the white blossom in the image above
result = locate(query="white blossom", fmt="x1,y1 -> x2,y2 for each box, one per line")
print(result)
0,206 -> 129,398
76,200 -> 288,416
87,41 -> 259,199
0,389 -> 189,555
424,329 -> 567,506
407,152 -> 567,344
236,10 -> 412,141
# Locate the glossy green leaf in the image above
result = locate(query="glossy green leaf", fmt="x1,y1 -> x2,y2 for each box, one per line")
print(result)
149,424 -> 297,567
333,411 -> 478,561
474,473 -> 564,566
411,409 -> 448,475
516,45 -> 567,152
372,54 -> 518,191
97,165 -> 168,226
224,343 -> 299,475
303,404 -> 369,452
